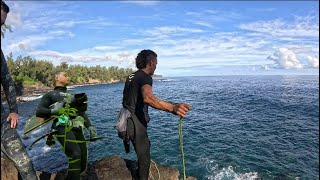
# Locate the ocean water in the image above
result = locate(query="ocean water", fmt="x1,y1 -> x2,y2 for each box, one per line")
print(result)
16,75 -> 319,180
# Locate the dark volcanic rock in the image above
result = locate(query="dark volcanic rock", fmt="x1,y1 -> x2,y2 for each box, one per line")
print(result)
1,157 -> 18,180
2,156 -> 197,180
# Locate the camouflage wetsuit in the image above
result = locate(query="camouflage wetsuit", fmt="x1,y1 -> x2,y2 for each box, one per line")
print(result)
1,50 -> 38,180
36,86 -> 94,180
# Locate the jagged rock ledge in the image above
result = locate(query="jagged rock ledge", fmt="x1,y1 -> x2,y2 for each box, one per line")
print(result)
1,155 -> 197,180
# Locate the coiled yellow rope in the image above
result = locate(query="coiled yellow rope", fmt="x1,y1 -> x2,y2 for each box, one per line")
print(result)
149,160 -> 160,180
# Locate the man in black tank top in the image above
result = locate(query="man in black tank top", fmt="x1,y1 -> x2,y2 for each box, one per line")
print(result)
122,49 -> 192,180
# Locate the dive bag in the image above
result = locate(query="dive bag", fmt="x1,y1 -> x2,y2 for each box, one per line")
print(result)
69,93 -> 88,112
115,108 -> 131,139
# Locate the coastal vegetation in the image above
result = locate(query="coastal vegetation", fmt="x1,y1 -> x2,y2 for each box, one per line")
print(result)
5,53 -> 135,87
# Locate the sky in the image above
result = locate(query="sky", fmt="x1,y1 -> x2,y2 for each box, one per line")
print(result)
1,1 -> 319,77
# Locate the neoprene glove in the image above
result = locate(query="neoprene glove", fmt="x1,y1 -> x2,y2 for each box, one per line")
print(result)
50,101 -> 65,115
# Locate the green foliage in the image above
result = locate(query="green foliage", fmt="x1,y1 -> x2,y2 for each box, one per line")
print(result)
5,54 -> 135,87
19,76 -> 37,85
1,24 -> 12,39
50,101 -> 83,153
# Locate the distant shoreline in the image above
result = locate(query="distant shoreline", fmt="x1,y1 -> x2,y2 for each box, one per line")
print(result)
15,77 -> 172,102
16,80 -> 122,102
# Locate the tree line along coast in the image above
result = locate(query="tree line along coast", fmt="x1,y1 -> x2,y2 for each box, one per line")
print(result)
1,53 -> 135,100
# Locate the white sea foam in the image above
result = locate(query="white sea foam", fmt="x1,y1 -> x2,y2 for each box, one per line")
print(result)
200,157 -> 259,180
206,166 -> 259,180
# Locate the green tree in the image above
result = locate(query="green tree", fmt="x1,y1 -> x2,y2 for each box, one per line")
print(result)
1,24 -> 12,39
5,54 -> 135,88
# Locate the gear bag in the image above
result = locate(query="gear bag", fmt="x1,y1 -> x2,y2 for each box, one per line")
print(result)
115,108 -> 131,139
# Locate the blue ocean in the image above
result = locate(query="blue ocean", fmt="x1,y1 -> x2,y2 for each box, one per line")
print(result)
16,75 -> 319,180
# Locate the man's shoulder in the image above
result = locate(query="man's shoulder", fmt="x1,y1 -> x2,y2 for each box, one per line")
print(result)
42,90 -> 55,97
135,70 -> 151,78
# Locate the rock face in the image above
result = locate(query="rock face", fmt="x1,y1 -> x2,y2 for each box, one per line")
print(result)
1,157 -> 44,180
86,156 -> 132,180
1,156 -> 197,180
1,157 -> 18,180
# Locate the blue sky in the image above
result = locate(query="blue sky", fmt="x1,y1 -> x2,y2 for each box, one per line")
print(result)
2,1 -> 319,76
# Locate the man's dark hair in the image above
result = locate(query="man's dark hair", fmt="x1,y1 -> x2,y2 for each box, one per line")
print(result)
52,71 -> 63,83
135,49 -> 157,69
1,0 -> 10,13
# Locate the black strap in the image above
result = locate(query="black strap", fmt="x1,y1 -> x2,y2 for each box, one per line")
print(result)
28,129 -> 58,150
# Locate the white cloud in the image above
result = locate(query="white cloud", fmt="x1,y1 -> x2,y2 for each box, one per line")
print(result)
306,56 -> 319,68
186,9 -> 242,22
6,12 -> 22,27
29,49 -> 137,65
149,32 -> 271,59
239,15 -> 319,38
54,18 -> 113,28
190,20 -> 214,28
93,46 -> 122,51
144,26 -> 204,37
121,1 -> 160,6
6,31 -> 75,53
5,1 -> 78,32
267,48 -> 304,69
5,1 -> 23,27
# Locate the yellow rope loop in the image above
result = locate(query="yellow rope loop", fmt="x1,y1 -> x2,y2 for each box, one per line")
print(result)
68,159 -> 80,164
66,139 -> 88,143
149,159 -> 160,180
179,117 -> 186,180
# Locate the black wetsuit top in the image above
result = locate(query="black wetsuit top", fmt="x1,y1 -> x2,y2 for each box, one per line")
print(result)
36,86 -> 70,118
1,49 -> 18,122
36,86 -> 92,128
122,69 -> 152,125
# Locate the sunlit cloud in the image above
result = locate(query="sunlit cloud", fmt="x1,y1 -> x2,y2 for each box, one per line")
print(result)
267,48 -> 303,69
306,56 -> 319,68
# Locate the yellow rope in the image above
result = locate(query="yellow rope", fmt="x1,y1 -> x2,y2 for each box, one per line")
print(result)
149,159 -> 160,180
179,117 -> 186,180
67,168 -> 81,171
147,117 -> 187,180
149,117 -> 187,180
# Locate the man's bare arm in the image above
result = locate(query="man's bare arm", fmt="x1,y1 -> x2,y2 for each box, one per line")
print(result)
142,84 -> 192,117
